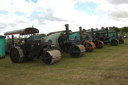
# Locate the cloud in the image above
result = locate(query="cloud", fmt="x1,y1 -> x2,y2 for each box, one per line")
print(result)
0,11 -> 32,34
76,0 -> 128,21
0,0 -> 128,35
35,9 -> 68,23
0,0 -> 36,35
107,0 -> 128,4
0,0 -> 36,16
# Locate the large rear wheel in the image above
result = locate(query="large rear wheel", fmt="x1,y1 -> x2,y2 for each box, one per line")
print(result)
95,40 -> 104,49
84,42 -> 95,52
10,46 -> 25,63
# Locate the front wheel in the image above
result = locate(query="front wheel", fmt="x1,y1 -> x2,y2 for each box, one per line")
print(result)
41,49 -> 61,64
69,44 -> 85,57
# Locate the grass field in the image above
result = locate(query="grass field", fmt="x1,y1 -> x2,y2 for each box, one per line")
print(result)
0,40 -> 128,85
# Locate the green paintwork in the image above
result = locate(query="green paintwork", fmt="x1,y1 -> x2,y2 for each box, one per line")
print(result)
29,35 -> 42,40
0,36 -> 5,58
69,32 -> 93,42
69,32 -> 80,41
108,32 -> 117,41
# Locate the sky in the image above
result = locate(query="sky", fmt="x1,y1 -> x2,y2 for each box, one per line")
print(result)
0,0 -> 128,35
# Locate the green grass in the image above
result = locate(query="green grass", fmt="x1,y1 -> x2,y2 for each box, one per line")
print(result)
0,40 -> 128,85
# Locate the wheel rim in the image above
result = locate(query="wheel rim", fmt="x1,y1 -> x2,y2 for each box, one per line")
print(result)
99,42 -> 103,48
96,41 -> 104,49
10,47 -> 24,63
111,39 -> 118,46
119,39 -> 124,44
85,42 -> 93,52
10,48 -> 20,63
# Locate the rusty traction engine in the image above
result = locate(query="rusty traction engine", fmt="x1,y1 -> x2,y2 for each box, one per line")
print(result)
83,29 -> 104,49
4,27 -> 61,64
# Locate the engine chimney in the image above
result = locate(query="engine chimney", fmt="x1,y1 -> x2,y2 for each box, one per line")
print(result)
65,24 -> 69,40
79,26 -> 82,42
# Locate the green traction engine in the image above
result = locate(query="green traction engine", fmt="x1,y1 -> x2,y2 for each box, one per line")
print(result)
92,28 -> 120,46
108,30 -> 124,44
45,24 -> 85,57
68,27 -> 96,52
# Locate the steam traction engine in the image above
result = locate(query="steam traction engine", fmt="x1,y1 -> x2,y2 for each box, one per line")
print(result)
94,28 -> 119,46
45,24 -> 85,57
68,27 -> 96,52
4,27 -> 61,64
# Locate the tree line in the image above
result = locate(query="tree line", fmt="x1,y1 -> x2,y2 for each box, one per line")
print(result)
107,26 -> 128,35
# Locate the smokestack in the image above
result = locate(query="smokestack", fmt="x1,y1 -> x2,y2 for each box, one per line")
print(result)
79,26 -> 82,42
91,28 -> 94,39
65,24 -> 69,40
115,29 -> 118,38
106,27 -> 109,37
12,35 -> 14,47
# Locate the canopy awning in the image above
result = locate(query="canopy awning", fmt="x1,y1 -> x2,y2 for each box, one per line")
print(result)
4,27 -> 39,36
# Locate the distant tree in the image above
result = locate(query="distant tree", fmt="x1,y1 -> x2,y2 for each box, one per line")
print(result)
109,26 -> 120,32
122,27 -> 128,33
101,27 -> 105,29
109,27 -> 113,30
83,29 -> 86,32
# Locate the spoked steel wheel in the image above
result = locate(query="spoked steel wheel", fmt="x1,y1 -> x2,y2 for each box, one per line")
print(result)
10,47 -> 24,63
111,39 -> 119,46
96,41 -> 104,49
119,39 -> 124,44
85,42 -> 95,52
